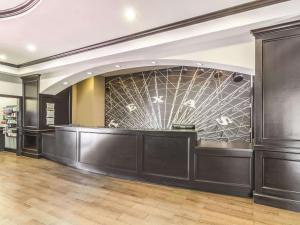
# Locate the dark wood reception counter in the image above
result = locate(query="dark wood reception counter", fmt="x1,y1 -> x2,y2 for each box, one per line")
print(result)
42,125 -> 253,197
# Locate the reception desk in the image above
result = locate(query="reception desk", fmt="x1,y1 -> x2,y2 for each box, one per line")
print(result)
42,125 -> 253,197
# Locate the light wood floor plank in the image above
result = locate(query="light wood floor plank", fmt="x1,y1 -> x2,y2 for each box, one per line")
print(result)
1,152 -> 300,225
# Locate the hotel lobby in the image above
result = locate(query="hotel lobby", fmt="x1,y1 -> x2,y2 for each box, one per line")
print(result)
1,0 -> 300,224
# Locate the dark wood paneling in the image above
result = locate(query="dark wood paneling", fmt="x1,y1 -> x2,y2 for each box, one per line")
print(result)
39,88 -> 72,129
21,129 -> 43,158
262,36 -> 300,141
21,75 -> 41,158
42,133 -> 55,157
255,150 -> 300,200
253,20 -> 300,148
79,132 -> 138,174
23,75 -> 39,129
195,155 -> 251,185
54,88 -> 72,125
56,130 -> 77,162
254,193 -> 300,212
252,20 -> 300,211
43,126 -> 254,197
141,135 -> 190,180
42,131 -> 77,166
39,95 -> 54,130
264,158 -> 300,193
193,146 -> 253,197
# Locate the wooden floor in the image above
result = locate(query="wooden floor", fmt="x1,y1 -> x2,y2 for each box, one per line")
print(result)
0,153 -> 300,225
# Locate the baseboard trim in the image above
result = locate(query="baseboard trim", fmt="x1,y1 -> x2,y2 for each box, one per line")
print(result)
4,148 -> 17,153
254,192 -> 300,212
21,151 -> 42,159
42,153 -> 76,167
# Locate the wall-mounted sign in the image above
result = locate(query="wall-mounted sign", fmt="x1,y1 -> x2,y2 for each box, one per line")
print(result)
46,103 -> 55,125
216,116 -> 233,126
152,96 -> 164,104
126,104 -> 137,112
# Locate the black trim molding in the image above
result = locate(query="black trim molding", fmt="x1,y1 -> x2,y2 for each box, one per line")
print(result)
0,0 -> 289,68
0,0 -> 40,18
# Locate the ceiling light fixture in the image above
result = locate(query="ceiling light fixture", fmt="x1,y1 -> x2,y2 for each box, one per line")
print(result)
26,44 -> 37,52
124,7 -> 136,22
87,72 -> 92,75
115,65 -> 121,68
196,63 -> 203,66
232,73 -> 244,83
63,82 -> 68,85
0,54 -> 7,61
151,61 -> 156,64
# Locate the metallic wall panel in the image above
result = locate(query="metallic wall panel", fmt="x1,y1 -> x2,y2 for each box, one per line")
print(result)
105,66 -> 251,142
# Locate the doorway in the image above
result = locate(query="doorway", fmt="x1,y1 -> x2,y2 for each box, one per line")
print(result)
0,95 -> 21,153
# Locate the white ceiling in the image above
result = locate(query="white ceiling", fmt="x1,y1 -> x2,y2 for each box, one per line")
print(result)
0,0 -> 252,64
0,0 -> 27,10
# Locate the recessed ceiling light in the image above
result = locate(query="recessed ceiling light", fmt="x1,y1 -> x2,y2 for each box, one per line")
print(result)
87,72 -> 92,75
124,7 -> 136,22
196,63 -> 203,66
63,82 -> 68,85
26,44 -> 37,52
151,61 -> 156,64
0,54 -> 7,61
115,65 -> 121,68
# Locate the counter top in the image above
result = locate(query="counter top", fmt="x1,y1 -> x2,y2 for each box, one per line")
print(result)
196,140 -> 253,151
53,124 -> 198,134
42,132 -> 55,137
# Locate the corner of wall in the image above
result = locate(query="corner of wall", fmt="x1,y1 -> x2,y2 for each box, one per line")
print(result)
71,76 -> 105,126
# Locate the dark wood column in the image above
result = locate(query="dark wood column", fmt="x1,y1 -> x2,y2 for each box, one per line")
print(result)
21,75 -> 42,158
21,75 -> 72,158
252,20 -> 300,212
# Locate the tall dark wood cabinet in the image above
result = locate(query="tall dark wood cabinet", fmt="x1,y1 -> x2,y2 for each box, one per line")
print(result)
252,20 -> 300,212
21,75 -> 72,158
21,75 -> 42,158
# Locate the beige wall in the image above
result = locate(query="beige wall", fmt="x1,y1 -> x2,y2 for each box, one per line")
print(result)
166,41 -> 255,72
72,76 -> 105,126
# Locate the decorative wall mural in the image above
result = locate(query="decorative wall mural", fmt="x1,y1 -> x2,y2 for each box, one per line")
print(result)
105,66 -> 252,142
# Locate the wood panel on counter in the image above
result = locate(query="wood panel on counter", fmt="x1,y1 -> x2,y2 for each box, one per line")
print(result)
42,126 -> 253,197
252,20 -> 300,212
194,141 -> 253,197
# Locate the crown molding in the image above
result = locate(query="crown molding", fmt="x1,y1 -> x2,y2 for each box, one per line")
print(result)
251,19 -> 300,37
0,0 -> 289,69
0,0 -> 40,18
0,61 -> 19,68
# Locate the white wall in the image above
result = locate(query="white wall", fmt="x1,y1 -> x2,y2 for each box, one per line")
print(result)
0,80 -> 22,96
0,97 -> 18,109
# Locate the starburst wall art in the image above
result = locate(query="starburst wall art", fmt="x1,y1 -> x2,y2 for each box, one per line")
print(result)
105,66 -> 252,142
